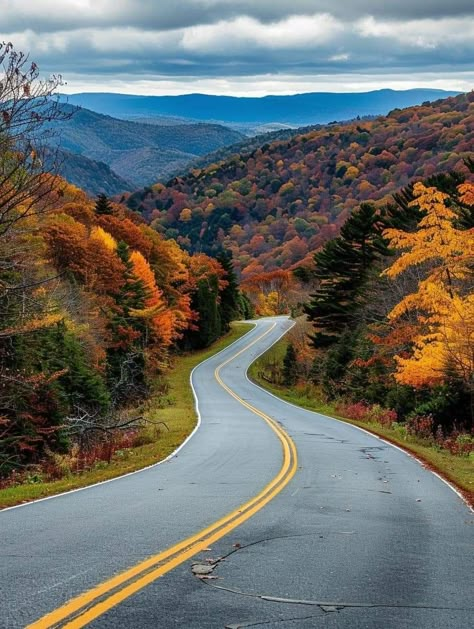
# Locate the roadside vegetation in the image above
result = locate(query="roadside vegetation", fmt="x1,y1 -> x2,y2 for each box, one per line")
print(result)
0,44 -> 253,497
1,44 -> 473,510
249,326 -> 474,507
244,165 -> 473,506
0,323 -> 252,509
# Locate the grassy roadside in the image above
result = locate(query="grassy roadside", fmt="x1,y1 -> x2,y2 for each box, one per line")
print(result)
0,322 -> 253,509
248,337 -> 474,507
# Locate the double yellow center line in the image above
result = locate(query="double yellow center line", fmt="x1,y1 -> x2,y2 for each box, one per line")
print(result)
27,323 -> 298,628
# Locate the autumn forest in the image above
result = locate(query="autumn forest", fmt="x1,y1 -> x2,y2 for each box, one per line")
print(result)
1,43 -> 473,492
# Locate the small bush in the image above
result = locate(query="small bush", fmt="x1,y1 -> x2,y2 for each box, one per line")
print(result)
391,422 -> 408,440
406,414 -> 434,440
131,426 -> 161,447
25,472 -> 44,484
441,432 -> 474,457
337,401 -> 370,421
337,401 -> 398,428
365,404 -> 398,427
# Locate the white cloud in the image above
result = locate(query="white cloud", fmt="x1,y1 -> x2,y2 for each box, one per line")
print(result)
2,29 -> 69,54
329,53 -> 350,62
356,15 -> 474,48
1,0 -> 114,28
1,3 -> 473,96
86,28 -> 179,54
60,71 -> 474,97
181,14 -> 344,53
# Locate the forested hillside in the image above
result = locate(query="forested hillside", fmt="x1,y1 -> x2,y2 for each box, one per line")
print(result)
127,93 -> 473,278
170,122 -> 327,176
51,105 -> 244,190
50,148 -> 134,196
293,170 -> 474,446
0,47 -> 247,479
1,178 -> 249,477
244,162 -> 473,468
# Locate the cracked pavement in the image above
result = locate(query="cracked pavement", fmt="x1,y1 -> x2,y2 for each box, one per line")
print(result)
1,317 -> 473,628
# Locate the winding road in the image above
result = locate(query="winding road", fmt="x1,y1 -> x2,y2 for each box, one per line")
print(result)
1,317 -> 473,628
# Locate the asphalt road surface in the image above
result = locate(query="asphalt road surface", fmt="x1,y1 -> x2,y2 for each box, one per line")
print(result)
1,317 -> 473,629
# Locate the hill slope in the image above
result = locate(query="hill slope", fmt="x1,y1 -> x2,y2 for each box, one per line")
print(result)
168,122 -> 329,178
126,93 -> 473,277
51,106 -> 244,188
51,149 -> 134,196
64,89 -> 459,126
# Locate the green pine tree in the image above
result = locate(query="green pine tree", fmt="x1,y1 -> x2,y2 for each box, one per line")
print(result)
304,203 -> 388,347
95,193 -> 113,215
283,343 -> 298,386
238,292 -> 255,320
185,275 -> 222,349
217,251 -> 241,331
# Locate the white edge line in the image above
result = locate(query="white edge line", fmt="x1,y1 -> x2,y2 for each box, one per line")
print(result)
244,320 -> 474,514
1,322 -> 259,513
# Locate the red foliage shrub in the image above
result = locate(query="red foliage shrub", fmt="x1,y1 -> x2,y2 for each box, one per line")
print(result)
406,414 -> 434,440
335,405 -> 472,457
439,432 -> 474,457
337,401 -> 369,421
73,431 -> 138,473
336,402 -> 397,428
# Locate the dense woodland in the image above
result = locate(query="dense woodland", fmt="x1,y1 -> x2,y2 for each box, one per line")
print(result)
299,168 -> 474,439
126,93 -> 473,280
1,179 -> 248,477
0,45 -> 249,478
246,163 -> 474,445
1,43 -> 473,485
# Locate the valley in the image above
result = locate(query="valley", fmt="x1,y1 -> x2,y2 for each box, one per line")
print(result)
0,27 -> 473,628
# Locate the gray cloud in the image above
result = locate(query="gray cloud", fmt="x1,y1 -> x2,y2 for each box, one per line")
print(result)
2,1 -> 474,32
1,1 -> 473,94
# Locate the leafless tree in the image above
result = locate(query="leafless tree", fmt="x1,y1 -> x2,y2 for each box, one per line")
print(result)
0,43 -> 74,341
0,41 -> 70,237
64,405 -> 169,452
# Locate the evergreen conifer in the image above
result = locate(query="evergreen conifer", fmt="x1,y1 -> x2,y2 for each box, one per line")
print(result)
217,251 -> 241,331
283,343 -> 298,386
95,193 -> 113,215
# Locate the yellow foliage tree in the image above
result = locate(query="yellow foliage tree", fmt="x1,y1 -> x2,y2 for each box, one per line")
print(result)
179,208 -> 192,222
130,250 -> 166,316
383,182 -> 474,390
90,226 -> 117,251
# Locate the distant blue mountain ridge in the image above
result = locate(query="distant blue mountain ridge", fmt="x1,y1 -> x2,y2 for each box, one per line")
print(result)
61,89 -> 460,126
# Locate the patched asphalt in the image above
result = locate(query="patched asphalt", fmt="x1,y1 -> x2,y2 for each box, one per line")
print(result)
1,317 -> 472,629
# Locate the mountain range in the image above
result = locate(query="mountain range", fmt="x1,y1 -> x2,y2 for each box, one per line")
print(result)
62,89 -> 459,127
54,89 -> 461,195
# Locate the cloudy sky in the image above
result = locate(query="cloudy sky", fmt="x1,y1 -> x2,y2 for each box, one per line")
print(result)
2,0 -> 474,95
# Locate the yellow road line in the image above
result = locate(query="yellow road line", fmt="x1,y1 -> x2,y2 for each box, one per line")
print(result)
27,321 -> 297,629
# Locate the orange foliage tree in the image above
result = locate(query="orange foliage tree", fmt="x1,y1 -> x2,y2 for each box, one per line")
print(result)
130,250 -> 190,352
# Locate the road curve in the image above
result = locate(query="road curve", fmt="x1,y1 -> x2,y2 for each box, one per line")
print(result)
1,317 -> 473,629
